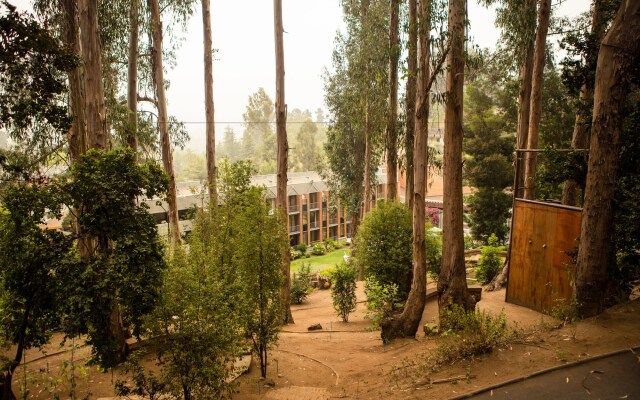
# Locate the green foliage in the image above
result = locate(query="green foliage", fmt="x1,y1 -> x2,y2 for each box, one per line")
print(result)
61,148 -> 168,368
291,263 -> 313,305
426,226 -> 443,280
0,2 -> 77,147
364,277 -> 402,331
330,263 -> 357,322
297,243 -> 308,254
434,306 -> 511,364
219,161 -> 285,379
0,181 -> 75,388
356,201 -> 412,300
322,0 -> 389,218
463,62 -> 514,243
311,242 -> 326,256
474,234 -> 505,285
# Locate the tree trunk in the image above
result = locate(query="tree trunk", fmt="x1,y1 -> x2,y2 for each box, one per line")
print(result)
127,0 -> 139,160
363,101 -> 372,215
438,0 -> 475,319
385,0 -> 400,201
381,0 -> 431,342
202,0 -> 217,203
575,0 -> 640,318
523,0 -> 551,200
274,0 -> 293,324
62,0 -> 87,163
1,303 -> 30,400
561,1 -> 607,206
149,0 -> 181,247
78,0 -> 108,149
404,0 -> 418,209
514,0 -> 536,198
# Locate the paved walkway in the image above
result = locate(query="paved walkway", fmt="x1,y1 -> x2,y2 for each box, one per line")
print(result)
454,348 -> 640,400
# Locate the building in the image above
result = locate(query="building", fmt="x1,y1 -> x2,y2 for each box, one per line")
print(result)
146,172 -> 362,246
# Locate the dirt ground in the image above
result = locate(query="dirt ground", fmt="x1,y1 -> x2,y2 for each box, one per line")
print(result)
5,282 -> 640,399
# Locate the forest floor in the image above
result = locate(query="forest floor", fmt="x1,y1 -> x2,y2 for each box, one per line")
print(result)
5,282 -> 640,400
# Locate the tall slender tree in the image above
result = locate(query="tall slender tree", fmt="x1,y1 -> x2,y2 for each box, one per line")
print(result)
62,0 -> 88,163
404,0 -> 418,209
385,0 -> 400,201
149,0 -> 181,247
202,0 -> 217,203
575,0 -> 640,317
361,0 -> 373,217
561,0 -> 608,206
274,0 -> 292,324
127,0 -> 139,160
523,0 -> 552,200
381,0 -> 432,341
438,0 -> 475,317
78,0 -> 108,149
515,0 -> 536,198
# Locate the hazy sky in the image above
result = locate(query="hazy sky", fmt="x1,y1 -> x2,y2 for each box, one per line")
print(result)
13,0 -> 591,152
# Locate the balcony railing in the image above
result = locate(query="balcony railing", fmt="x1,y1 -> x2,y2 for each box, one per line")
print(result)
309,202 -> 320,210
329,218 -> 338,226
288,204 -> 299,213
309,221 -> 321,230
289,225 -> 300,234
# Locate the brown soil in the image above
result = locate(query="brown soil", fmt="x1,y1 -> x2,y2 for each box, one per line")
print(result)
5,283 -> 640,399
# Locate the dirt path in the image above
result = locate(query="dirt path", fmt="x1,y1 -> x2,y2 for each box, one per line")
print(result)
5,282 -> 639,399
234,283 -> 640,400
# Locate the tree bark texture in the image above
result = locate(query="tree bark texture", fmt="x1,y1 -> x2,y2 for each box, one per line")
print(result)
438,0 -> 475,317
62,0 -> 87,163
78,0 -> 108,150
404,0 -> 418,209
523,0 -> 552,200
561,1 -> 608,206
575,0 -> 640,317
381,0 -> 431,342
274,0 -> 293,324
385,0 -> 400,201
127,0 -> 139,160
202,0 -> 217,203
363,101 -> 372,216
514,0 -> 536,198
149,0 -> 181,247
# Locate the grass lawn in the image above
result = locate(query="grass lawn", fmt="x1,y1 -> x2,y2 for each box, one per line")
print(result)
290,248 -> 352,275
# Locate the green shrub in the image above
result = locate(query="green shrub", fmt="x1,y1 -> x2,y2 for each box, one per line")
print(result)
290,248 -> 301,260
297,243 -> 308,254
426,224 -> 443,280
330,263 -> 357,322
311,242 -> 326,256
364,277 -> 402,331
305,253 -> 311,258
291,263 -> 313,304
474,234 -> 505,284
356,201 -> 413,300
434,305 -> 511,365
320,266 -> 336,278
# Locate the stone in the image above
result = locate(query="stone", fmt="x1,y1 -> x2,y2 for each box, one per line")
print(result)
423,322 -> 439,336
264,378 -> 276,387
308,323 -> 323,331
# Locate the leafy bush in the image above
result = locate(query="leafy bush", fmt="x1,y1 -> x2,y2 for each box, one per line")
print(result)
320,266 -> 336,278
297,243 -> 308,254
331,263 -> 358,322
311,242 -> 326,256
474,234 -> 505,284
364,277 -> 402,330
356,201 -> 413,300
291,263 -> 313,304
290,248 -> 302,260
433,305 -> 512,365
426,224 -> 443,280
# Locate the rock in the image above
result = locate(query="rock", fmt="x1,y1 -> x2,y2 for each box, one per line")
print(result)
423,322 -> 439,336
308,323 -> 323,331
264,378 -> 276,387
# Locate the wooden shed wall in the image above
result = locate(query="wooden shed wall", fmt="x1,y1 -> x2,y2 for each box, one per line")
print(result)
506,200 -> 582,313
